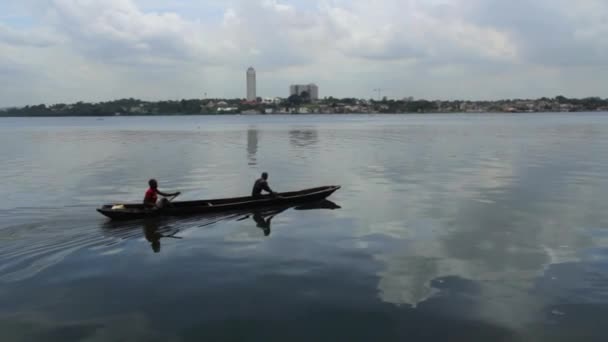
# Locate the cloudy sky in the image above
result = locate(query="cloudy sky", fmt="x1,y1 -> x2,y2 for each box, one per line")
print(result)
1,0 -> 607,106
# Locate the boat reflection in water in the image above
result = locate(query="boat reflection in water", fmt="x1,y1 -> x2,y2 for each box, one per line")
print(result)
102,199 -> 341,252
236,199 -> 341,237
242,208 -> 283,237
143,220 -> 182,253
244,199 -> 342,237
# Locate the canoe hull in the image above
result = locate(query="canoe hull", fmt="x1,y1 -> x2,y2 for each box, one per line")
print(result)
97,185 -> 340,221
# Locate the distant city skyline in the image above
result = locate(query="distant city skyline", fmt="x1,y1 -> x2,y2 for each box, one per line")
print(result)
0,1 -> 607,107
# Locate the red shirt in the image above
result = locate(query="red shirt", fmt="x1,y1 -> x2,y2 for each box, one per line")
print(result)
144,188 -> 158,205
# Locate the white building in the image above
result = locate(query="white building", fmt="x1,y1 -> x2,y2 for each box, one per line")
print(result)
261,98 -> 282,104
217,107 -> 239,112
246,67 -> 256,102
290,84 -> 319,101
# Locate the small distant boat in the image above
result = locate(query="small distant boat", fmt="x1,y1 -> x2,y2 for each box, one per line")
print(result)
97,186 -> 341,221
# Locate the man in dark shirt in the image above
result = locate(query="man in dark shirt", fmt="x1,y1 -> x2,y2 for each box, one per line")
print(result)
252,172 -> 275,197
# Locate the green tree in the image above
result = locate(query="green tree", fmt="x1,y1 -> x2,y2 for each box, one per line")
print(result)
287,94 -> 303,107
300,91 -> 311,103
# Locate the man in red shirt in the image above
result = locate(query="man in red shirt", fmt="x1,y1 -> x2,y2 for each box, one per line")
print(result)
144,179 -> 180,208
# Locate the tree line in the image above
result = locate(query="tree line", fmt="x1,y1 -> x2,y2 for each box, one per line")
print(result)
1,96 -> 607,116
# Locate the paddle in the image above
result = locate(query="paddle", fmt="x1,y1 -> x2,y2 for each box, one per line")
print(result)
165,230 -> 183,239
166,192 -> 213,207
155,192 -> 180,209
167,192 -> 181,202
237,215 -> 251,221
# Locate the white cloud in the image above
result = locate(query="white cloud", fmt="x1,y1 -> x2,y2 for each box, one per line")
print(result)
0,0 -> 607,106
0,23 -> 61,47
41,0 -> 217,63
462,0 -> 608,66
319,0 -> 518,64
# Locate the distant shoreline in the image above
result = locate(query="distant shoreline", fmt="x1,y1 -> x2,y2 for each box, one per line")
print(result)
1,111 -> 607,118
2,96 -> 607,117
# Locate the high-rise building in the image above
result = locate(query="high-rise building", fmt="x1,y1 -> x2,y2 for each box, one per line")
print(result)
246,67 -> 256,102
290,84 -> 319,101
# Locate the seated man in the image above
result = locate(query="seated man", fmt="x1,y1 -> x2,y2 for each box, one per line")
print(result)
143,179 -> 180,208
251,172 -> 276,198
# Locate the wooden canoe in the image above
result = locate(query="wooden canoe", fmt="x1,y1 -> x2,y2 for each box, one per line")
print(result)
97,185 -> 341,221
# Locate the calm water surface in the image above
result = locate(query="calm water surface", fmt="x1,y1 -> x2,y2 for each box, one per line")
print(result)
1,114 -> 608,341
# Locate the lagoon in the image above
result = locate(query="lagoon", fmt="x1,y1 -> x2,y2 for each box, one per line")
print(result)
1,113 -> 608,341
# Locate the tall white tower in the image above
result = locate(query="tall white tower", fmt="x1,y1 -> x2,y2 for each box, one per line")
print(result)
246,67 -> 256,102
